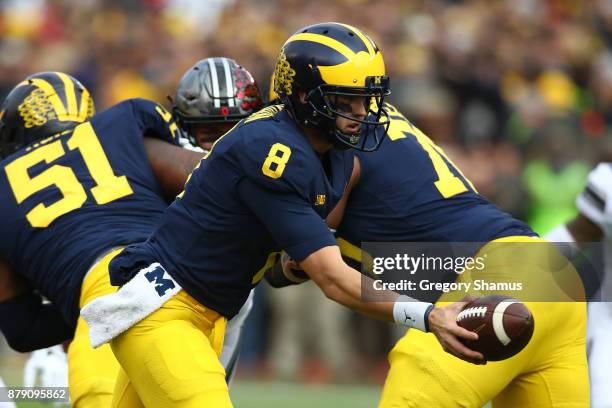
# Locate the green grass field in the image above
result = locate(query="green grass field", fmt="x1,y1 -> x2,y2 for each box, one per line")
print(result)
11,380 -> 381,408
231,381 -> 381,408
2,349 -> 381,408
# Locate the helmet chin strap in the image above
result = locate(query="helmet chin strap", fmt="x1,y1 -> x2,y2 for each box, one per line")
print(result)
330,130 -> 356,151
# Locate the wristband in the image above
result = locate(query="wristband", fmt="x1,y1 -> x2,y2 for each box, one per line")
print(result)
393,295 -> 434,332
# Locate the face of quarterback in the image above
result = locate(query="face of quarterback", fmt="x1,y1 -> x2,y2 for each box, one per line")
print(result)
192,122 -> 237,151
331,94 -> 368,135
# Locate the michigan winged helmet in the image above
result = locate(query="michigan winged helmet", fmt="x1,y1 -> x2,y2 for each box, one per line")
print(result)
0,71 -> 94,158
273,22 -> 390,151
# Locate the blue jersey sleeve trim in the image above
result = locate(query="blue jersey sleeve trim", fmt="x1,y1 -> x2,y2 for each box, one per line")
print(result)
285,234 -> 338,262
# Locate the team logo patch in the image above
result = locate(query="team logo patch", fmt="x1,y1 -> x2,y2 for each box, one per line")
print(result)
19,88 -> 57,128
315,194 -> 326,206
144,265 -> 176,297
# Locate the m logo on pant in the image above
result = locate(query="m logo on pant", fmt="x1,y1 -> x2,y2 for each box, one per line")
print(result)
144,266 -> 176,297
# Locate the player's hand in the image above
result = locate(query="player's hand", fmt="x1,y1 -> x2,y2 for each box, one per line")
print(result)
427,297 -> 486,365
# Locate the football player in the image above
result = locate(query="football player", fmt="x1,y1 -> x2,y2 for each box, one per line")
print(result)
88,22 -> 482,407
339,104 -> 588,407
546,162 -> 612,408
0,71 -> 206,407
269,102 -> 588,407
171,57 -> 263,384
0,61 -> 264,406
173,57 -> 263,153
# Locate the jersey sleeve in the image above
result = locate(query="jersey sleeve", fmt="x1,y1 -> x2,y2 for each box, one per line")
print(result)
237,177 -> 337,261
576,163 -> 612,228
125,98 -> 181,145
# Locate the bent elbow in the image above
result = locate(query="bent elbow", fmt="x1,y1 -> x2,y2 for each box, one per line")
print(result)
7,338 -> 35,353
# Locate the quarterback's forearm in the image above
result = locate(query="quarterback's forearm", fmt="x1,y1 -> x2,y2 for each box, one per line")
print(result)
301,246 -> 432,330
0,292 -> 74,352
317,270 -> 395,322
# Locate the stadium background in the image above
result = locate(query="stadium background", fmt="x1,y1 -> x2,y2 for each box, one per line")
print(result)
1,0 -> 610,406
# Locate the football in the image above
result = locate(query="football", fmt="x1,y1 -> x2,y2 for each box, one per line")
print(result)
456,295 -> 534,361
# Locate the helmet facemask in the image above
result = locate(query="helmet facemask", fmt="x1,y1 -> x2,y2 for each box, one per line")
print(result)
303,68 -> 390,151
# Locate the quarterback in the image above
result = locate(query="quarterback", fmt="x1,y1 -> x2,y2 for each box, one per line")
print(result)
89,22 -> 482,407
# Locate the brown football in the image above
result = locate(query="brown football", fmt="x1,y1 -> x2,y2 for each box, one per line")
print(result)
456,295 -> 534,361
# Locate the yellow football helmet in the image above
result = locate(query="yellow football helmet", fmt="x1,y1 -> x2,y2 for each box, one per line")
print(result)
273,22 -> 390,151
268,71 -> 280,105
0,71 -> 94,158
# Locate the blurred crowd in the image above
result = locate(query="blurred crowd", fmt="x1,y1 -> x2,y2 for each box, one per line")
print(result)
2,0 -> 612,384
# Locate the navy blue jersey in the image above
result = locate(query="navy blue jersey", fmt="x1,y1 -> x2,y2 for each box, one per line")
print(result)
0,98 -> 180,324
337,103 -> 534,255
110,105 -> 354,318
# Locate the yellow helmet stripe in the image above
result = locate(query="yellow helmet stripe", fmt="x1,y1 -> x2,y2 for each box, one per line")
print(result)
335,23 -> 375,55
55,72 -> 78,119
78,87 -> 92,121
28,78 -> 67,118
286,33 -> 355,60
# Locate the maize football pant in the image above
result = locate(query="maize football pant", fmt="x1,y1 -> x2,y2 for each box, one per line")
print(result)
379,237 -> 589,407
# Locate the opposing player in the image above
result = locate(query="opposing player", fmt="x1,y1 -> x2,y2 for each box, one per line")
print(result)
173,57 -> 263,152
0,71 -> 205,407
546,162 -> 611,408
83,22 -> 482,407
171,57 -> 263,382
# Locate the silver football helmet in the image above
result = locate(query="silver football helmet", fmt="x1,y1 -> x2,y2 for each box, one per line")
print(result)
172,57 -> 263,148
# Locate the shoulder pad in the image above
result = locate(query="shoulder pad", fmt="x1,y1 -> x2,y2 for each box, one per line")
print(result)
243,105 -> 284,125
